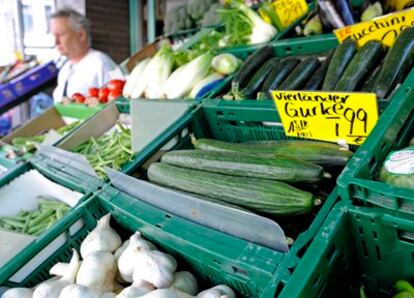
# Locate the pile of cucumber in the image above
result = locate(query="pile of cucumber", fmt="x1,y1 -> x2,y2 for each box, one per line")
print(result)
147,138 -> 353,216
228,27 -> 414,100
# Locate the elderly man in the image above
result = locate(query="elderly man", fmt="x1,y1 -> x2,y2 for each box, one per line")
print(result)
51,8 -> 124,102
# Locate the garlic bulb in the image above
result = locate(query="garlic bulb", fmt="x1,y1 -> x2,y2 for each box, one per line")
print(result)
115,285 -> 151,298
133,250 -> 177,289
101,292 -> 117,298
80,214 -> 122,258
196,285 -> 235,298
139,288 -> 194,298
58,284 -> 99,298
118,232 -> 156,283
76,251 -> 117,295
1,287 -> 33,298
33,249 -> 80,298
171,271 -> 198,295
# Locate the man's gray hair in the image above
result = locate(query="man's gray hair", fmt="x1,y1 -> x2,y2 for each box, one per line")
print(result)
52,7 -> 91,45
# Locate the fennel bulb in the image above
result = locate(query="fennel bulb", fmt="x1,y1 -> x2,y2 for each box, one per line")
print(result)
80,214 -> 122,259
123,58 -> 151,99
211,54 -> 240,75
162,53 -> 214,99
144,45 -> 174,99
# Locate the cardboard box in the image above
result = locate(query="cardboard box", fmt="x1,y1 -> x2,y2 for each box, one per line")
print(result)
2,107 -> 66,145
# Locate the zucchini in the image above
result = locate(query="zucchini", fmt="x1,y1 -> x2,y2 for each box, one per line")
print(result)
148,162 -> 318,216
161,149 -> 330,183
193,138 -> 353,167
304,51 -> 334,90
322,38 -> 357,91
237,57 -> 279,99
231,46 -> 273,98
259,57 -> 300,99
372,27 -> 414,99
334,40 -> 384,92
361,60 -> 383,92
278,57 -> 320,90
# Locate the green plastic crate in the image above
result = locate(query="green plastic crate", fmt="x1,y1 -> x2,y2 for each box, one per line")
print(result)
0,186 -> 284,297
57,100 -> 197,178
54,102 -> 103,120
0,157 -> 95,286
272,199 -> 414,298
204,34 -> 339,99
124,98 -> 339,293
337,77 -> 414,214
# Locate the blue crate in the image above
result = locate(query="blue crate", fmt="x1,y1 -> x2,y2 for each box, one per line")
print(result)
9,61 -> 58,97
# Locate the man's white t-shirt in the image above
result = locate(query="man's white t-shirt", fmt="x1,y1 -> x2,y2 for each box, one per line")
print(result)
53,49 -> 124,102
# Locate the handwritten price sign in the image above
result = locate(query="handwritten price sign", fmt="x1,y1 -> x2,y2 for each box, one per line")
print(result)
334,9 -> 414,47
272,90 -> 379,145
273,0 -> 308,28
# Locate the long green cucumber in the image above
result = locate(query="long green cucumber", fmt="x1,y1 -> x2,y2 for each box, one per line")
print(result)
161,150 -> 330,183
372,27 -> 414,99
148,163 -> 318,216
231,46 -> 273,98
258,57 -> 300,99
334,40 -> 384,91
304,51 -> 334,90
193,138 -> 353,167
322,38 -> 357,91
278,57 -> 320,90
238,57 -> 279,99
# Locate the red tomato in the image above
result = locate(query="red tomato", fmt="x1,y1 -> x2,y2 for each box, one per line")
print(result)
71,93 -> 85,103
98,87 -> 110,103
108,89 -> 122,101
88,87 -> 99,97
107,79 -> 125,91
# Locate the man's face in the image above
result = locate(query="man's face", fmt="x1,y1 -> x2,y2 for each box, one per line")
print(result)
51,17 -> 85,58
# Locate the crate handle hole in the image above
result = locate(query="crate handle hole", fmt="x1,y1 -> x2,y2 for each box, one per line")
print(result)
375,245 -> 382,261
231,266 -> 248,277
362,240 -> 368,257
359,227 -> 364,236
373,231 -> 378,239
156,224 -> 163,229
165,214 -> 172,219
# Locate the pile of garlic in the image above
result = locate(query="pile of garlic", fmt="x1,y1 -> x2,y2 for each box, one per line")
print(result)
1,214 -> 236,298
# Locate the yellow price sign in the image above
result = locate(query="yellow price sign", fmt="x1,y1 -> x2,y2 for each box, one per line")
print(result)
272,90 -> 379,145
273,0 -> 308,28
334,9 -> 414,47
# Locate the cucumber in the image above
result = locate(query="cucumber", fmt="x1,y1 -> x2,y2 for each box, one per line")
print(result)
148,162 -> 318,216
278,57 -> 320,90
259,57 -> 300,99
238,57 -> 279,99
231,46 -> 273,98
304,51 -> 334,90
193,138 -> 353,167
372,27 -> 414,99
161,150 -> 330,183
334,40 -> 384,92
322,38 -> 357,91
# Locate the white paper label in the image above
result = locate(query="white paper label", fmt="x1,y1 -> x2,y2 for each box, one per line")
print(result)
384,147 -> 414,175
